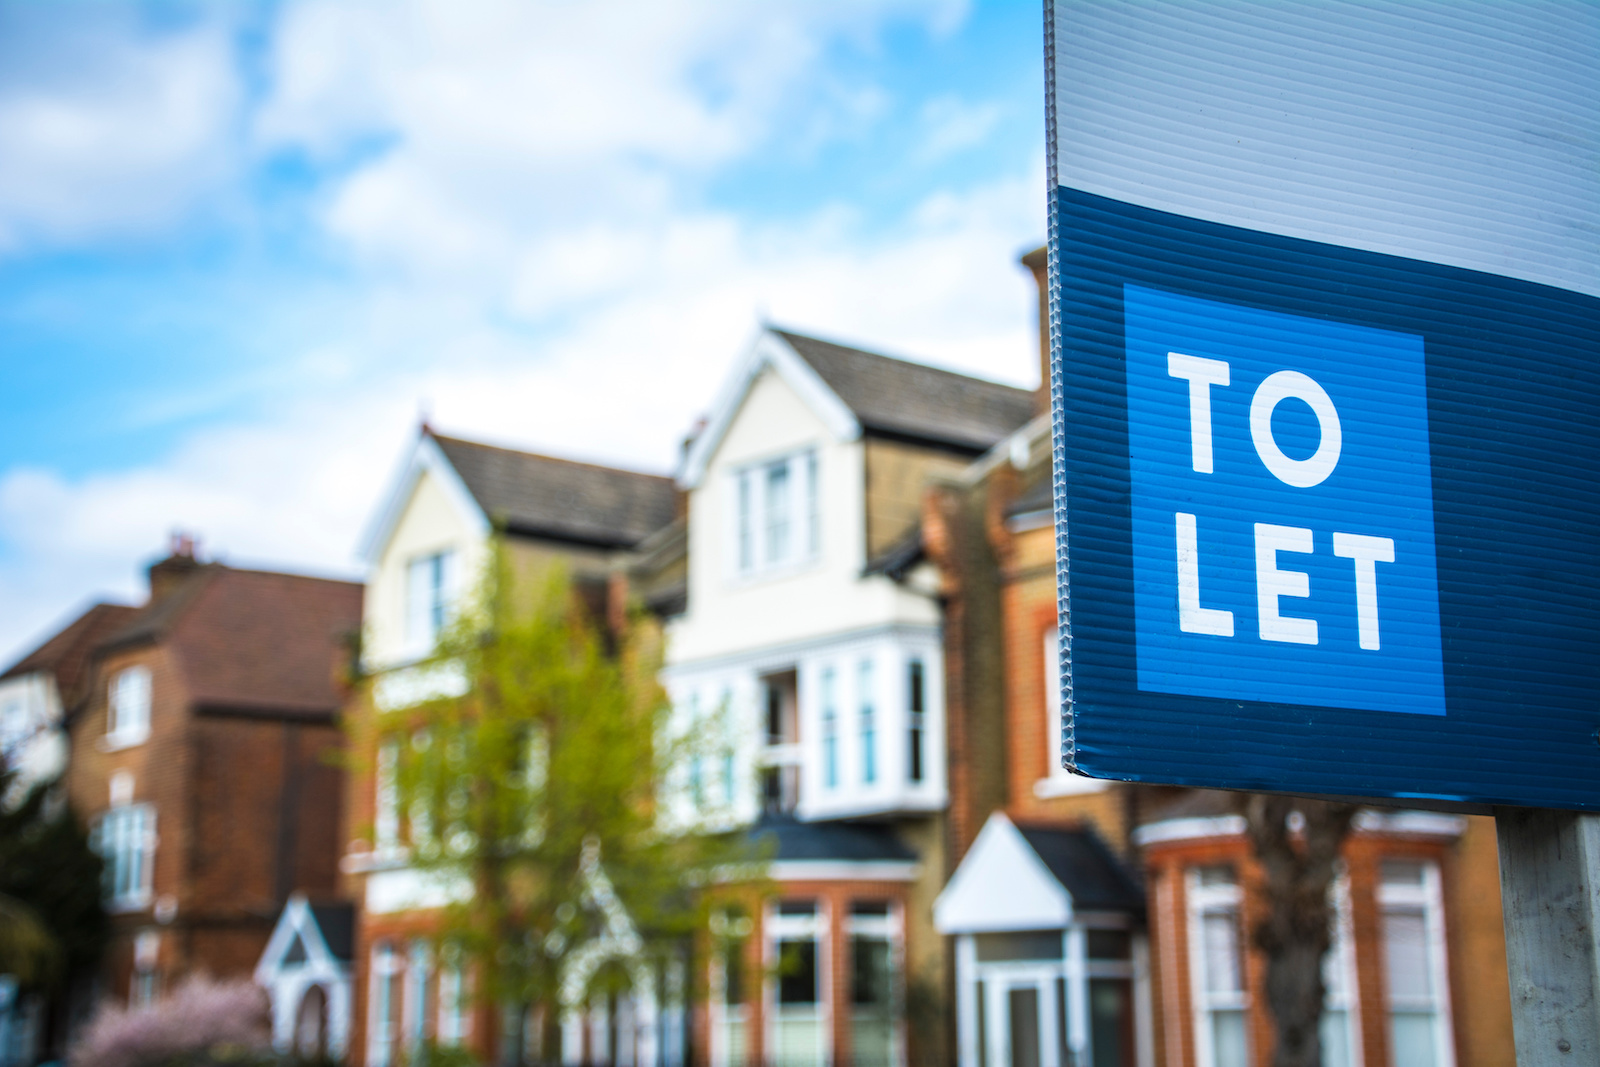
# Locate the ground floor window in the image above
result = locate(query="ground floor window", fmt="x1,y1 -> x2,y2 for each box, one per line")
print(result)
368,941 -> 404,1067
1188,866 -> 1248,1067
1380,860 -> 1455,1067
770,900 -> 826,1067
849,902 -> 899,1067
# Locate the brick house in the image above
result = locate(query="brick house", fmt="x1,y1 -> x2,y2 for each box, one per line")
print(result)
58,539 -> 361,1009
929,250 -> 1516,1067
334,429 -> 680,1066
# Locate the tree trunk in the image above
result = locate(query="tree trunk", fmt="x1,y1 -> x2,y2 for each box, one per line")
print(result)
1240,794 -> 1359,1067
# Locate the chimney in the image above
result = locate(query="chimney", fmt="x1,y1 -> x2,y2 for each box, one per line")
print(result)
1020,246 -> 1050,416
147,531 -> 203,602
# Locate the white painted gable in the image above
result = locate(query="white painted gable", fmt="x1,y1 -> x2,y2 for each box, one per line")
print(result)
934,812 -> 1073,933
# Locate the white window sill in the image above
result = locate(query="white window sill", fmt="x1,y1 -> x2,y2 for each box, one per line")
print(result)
1034,774 -> 1110,798
728,555 -> 821,589
100,731 -> 149,753
107,895 -> 152,914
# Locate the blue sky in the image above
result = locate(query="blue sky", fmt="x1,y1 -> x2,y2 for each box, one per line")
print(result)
0,0 -> 1047,663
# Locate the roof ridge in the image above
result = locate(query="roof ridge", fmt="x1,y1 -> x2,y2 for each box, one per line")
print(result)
771,326 -> 1033,395
431,431 -> 674,482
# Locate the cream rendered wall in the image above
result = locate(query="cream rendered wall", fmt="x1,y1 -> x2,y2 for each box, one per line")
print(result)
364,467 -> 486,671
667,366 -> 941,669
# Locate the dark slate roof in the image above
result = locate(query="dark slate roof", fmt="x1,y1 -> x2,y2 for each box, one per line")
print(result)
432,433 -> 678,549
2,602 -> 139,708
1013,822 -> 1145,913
309,901 -> 355,961
750,815 -> 918,864
104,563 -> 363,721
774,329 -> 1034,454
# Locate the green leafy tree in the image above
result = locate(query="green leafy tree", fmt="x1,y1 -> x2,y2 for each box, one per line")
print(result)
0,768 -> 108,990
372,545 -> 760,1064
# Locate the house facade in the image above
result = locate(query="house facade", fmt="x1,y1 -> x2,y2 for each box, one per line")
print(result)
335,428 -> 681,1067
58,540 -> 361,1011
664,327 -> 1035,1067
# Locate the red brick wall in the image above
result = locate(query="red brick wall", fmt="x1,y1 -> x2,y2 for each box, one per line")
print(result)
1142,827 -> 1510,1067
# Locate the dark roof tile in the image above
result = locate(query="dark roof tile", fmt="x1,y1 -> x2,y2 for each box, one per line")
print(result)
775,329 -> 1034,454
750,815 -> 917,864
1013,822 -> 1144,913
432,434 -> 678,549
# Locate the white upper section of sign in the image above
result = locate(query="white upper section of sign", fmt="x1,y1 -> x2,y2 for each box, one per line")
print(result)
1051,1 -> 1598,297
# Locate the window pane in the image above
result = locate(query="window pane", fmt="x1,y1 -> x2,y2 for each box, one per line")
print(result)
1008,987 -> 1040,1067
1196,865 -> 1237,887
1202,912 -> 1244,994
1211,1010 -> 1248,1067
806,451 -> 819,556
975,931 -> 1063,963
859,659 -> 876,784
1320,1009 -> 1351,1067
1389,1012 -> 1438,1067
821,669 -> 838,789
777,900 -> 817,917
1383,911 -> 1432,1000
1089,979 -> 1133,1067
851,936 -> 891,1008
777,940 -> 818,1005
766,461 -> 791,564
738,473 -> 753,571
976,980 -> 989,1067
1381,860 -> 1427,886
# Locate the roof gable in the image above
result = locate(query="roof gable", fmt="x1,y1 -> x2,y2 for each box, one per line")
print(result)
358,431 -> 491,565
934,812 -> 1073,933
679,329 -> 860,489
256,894 -> 353,985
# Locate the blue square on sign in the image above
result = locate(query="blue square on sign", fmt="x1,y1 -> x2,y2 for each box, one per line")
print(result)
1125,284 -> 1446,716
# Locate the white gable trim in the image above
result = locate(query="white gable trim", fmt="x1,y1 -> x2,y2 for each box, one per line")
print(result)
678,329 -> 861,489
357,433 -> 491,566
934,812 -> 1073,933
255,894 -> 344,982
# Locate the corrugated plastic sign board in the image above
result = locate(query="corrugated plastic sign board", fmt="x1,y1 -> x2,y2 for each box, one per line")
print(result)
1045,1 -> 1600,810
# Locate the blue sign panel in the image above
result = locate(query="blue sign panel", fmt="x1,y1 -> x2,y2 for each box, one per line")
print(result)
1125,286 -> 1445,717
1051,187 -> 1600,811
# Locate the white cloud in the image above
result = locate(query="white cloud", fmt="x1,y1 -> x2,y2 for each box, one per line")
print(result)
0,9 -> 241,251
0,0 -> 1047,667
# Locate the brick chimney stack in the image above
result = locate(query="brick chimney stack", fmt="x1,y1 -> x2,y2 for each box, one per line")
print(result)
1020,246 -> 1050,416
148,531 -> 203,602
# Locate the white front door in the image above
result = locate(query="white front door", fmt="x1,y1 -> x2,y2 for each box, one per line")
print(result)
984,969 -> 1062,1067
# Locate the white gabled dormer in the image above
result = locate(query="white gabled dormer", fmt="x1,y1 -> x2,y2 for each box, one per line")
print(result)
358,430 -> 490,673
666,327 -> 1032,823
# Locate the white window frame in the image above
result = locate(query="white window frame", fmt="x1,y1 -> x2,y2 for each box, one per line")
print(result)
406,548 -> 459,653
1035,627 -> 1105,798
1323,874 -> 1364,1067
94,801 -> 156,912
437,945 -> 470,1046
1187,867 -> 1250,1067
1378,860 -> 1456,1067
846,901 -> 906,1067
858,659 -> 877,786
368,941 -> 403,1067
106,666 -> 152,749
730,449 -> 820,580
766,899 -> 831,1067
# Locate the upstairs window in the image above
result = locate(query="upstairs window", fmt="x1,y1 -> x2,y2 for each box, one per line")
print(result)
858,659 -> 877,785
1380,860 -> 1454,1067
821,668 -> 839,790
107,666 -> 151,747
907,659 -> 925,784
734,450 -> 818,577
93,778 -> 155,912
406,549 -> 458,651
